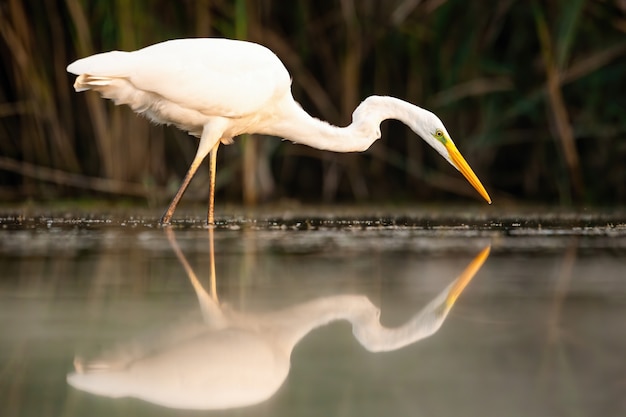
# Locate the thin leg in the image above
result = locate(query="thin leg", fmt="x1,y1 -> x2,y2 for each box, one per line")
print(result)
207,142 -> 220,225
164,226 -> 224,327
160,158 -> 203,224
208,226 -> 218,302
160,122 -> 225,225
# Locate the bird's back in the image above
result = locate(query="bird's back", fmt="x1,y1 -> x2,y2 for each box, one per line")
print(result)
67,38 -> 292,128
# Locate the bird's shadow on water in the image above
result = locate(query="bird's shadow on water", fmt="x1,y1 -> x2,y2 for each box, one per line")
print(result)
66,226 -> 491,411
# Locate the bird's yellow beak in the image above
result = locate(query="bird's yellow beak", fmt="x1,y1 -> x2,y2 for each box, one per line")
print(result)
445,245 -> 491,309
445,141 -> 492,204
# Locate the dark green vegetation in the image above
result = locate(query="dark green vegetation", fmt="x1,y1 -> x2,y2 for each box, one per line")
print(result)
1,1 -> 625,207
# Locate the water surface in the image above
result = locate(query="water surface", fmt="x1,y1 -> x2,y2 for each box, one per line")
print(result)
1,208 -> 625,416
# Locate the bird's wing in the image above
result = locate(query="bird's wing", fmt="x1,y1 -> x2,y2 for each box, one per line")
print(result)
67,38 -> 292,118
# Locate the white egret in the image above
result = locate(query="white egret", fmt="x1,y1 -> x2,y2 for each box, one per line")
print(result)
67,228 -> 490,410
67,38 -> 492,224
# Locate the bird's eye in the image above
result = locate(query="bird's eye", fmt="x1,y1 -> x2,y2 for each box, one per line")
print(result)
432,129 -> 447,144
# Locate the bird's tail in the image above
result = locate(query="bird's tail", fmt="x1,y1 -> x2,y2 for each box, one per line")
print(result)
73,74 -> 114,92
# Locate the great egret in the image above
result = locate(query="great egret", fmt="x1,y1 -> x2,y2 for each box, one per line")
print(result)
67,227 -> 490,410
67,38 -> 492,224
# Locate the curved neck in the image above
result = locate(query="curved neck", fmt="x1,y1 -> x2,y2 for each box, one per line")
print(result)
261,295 -> 378,353
264,291 -> 454,354
264,95 -> 423,153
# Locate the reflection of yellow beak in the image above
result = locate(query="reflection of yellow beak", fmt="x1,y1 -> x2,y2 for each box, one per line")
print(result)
445,142 -> 492,204
445,245 -> 491,309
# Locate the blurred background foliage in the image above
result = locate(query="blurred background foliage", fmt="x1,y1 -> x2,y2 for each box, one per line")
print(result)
1,0 -> 625,209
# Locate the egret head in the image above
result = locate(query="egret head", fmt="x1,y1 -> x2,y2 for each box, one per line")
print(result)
412,112 -> 492,204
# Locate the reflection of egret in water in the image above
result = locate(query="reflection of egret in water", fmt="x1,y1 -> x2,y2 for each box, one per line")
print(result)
67,229 -> 490,410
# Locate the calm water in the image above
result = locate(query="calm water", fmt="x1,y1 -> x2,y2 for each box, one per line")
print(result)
1,208 -> 625,417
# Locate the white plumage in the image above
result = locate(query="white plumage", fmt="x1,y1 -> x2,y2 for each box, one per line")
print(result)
67,38 -> 491,224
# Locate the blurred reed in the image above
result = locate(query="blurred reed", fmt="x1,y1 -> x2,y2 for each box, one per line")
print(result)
0,0 -> 625,206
